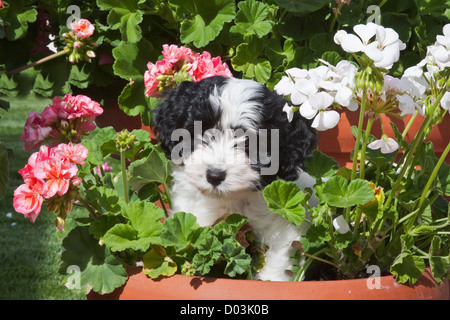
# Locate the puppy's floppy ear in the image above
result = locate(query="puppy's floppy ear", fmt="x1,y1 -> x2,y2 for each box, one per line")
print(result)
258,88 -> 318,181
152,81 -> 196,159
277,112 -> 318,180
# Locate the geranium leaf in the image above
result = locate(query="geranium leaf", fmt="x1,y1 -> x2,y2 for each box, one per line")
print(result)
230,0 -> 274,39
143,245 -> 178,279
0,0 -> 38,41
60,226 -> 128,294
304,149 -> 339,180
170,0 -> 236,48
112,39 -> 153,81
322,176 -> 375,208
263,180 -> 306,226
223,242 -> 252,277
390,251 -> 425,285
159,212 -> 201,251
102,202 -> 164,252
97,0 -> 143,43
231,39 -> 272,84
129,146 -> 171,192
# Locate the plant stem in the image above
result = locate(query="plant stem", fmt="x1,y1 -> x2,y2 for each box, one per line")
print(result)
303,252 -> 339,268
120,149 -> 129,204
359,117 -> 375,180
405,142 -> 450,231
402,112 -> 418,139
384,91 -> 445,209
7,49 -> 69,76
351,89 -> 368,181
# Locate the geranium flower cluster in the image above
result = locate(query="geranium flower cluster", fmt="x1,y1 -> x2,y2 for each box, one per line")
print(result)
144,44 -> 233,97
21,94 -> 103,151
276,22 -> 450,154
13,143 -> 88,230
63,19 -> 97,63
275,60 -> 358,131
334,22 -> 406,69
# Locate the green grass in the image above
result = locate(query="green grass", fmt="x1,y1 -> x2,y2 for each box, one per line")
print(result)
0,95 -> 85,300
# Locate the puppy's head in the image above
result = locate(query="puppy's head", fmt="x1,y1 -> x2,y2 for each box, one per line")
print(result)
153,76 -> 317,197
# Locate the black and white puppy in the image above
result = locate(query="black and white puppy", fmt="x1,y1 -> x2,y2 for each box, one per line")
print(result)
153,76 -> 317,281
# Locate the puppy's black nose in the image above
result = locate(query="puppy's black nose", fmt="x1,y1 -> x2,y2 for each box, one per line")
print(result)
206,169 -> 227,187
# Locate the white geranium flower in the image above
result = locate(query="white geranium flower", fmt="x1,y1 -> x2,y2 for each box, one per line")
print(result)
291,78 -> 317,105
333,215 -> 350,234
441,92 -> 450,111
300,92 -> 340,131
334,23 -> 405,69
368,136 -> 399,154
274,68 -> 309,96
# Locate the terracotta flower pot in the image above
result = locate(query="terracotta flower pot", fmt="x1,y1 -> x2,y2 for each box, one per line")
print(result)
318,111 -> 450,168
87,267 -> 449,300
95,101 -> 142,132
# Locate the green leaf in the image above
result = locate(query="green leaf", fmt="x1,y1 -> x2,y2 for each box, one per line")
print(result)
263,180 -> 306,226
0,143 -> 8,199
322,176 -> 375,208
274,0 -> 331,13
230,0 -> 274,39
390,251 -> 425,285
59,226 -> 128,294
304,149 -> 339,180
429,236 -> 450,284
213,214 -> 249,235
82,126 -> 117,167
112,39 -> 153,81
170,0 -> 236,48
159,212 -> 201,251
143,245 -> 178,279
129,146 -> 171,192
265,38 -> 296,69
97,0 -> 144,43
192,234 -> 223,274
222,242 -> 252,277
0,0 -> 38,40
84,186 -> 123,215
231,38 -> 272,84
102,202 -> 165,252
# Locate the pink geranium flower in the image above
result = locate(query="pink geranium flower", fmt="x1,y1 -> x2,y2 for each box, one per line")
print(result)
144,45 -> 233,97
21,112 -> 52,151
162,44 -> 195,65
33,156 -> 78,198
13,178 -> 47,223
53,142 -> 88,165
71,19 -> 95,39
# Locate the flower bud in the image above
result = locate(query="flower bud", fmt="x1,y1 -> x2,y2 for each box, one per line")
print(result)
86,50 -> 96,58
73,41 -> 82,49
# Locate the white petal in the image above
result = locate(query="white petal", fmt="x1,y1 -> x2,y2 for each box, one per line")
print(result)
380,138 -> 398,154
441,92 -> 450,111
334,30 -> 348,45
274,76 -> 295,96
340,34 -> 364,53
333,215 -> 350,234
283,104 -> 295,122
309,92 -> 334,110
443,24 -> 450,37
354,23 -> 377,44
311,110 -> 340,131
286,68 -> 309,80
291,91 -> 307,105
299,100 -> 317,119
378,27 -> 399,47
335,86 -> 354,107
403,66 -> 423,79
397,94 -> 416,116
363,41 -> 383,62
295,78 -> 317,97
367,139 -> 383,150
